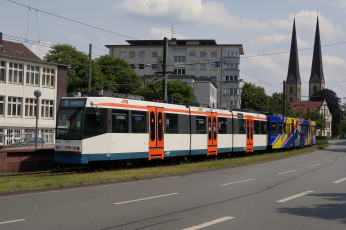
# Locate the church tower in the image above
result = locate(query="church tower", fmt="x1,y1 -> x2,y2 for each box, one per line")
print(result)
286,18 -> 301,103
309,16 -> 325,99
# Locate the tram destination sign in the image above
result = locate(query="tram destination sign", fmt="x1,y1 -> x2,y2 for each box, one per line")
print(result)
60,98 -> 86,107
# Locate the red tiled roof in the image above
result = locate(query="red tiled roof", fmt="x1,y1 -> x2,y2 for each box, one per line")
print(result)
291,101 -> 323,113
0,40 -> 41,61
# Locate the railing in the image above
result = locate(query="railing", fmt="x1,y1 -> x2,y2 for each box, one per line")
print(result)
0,131 -> 55,149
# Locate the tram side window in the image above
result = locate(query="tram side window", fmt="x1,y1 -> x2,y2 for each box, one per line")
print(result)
83,108 -> 107,139
260,121 -> 267,134
291,122 -> 294,134
132,111 -> 147,133
238,119 -> 246,134
165,113 -> 178,133
254,120 -> 260,134
196,116 -> 206,134
278,123 -> 283,134
271,122 -> 278,135
112,110 -> 129,133
218,117 -> 227,134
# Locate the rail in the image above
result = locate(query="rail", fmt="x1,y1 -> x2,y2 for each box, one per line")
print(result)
0,131 -> 55,149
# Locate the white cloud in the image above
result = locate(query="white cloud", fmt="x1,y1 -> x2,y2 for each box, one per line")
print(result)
271,10 -> 343,40
150,27 -> 187,39
324,55 -> 346,68
30,42 -> 52,59
249,34 -> 289,47
113,0 -> 270,31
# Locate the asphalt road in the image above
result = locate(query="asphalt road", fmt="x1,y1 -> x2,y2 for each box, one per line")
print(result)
1,141 -> 345,230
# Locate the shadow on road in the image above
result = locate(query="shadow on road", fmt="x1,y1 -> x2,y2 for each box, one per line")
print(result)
277,193 -> 346,224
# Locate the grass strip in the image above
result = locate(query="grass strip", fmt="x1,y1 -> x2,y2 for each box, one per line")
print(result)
0,142 -> 328,193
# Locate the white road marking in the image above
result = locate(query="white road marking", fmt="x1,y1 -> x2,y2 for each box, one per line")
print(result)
333,177 -> 346,184
181,216 -> 234,230
222,178 -> 254,186
0,219 -> 26,225
277,170 -> 297,175
309,164 -> 321,167
327,160 -> 334,163
114,193 -> 179,205
276,191 -> 314,203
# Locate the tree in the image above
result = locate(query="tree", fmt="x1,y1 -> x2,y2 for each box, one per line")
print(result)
44,45 -> 141,95
135,79 -> 196,104
241,82 -> 269,112
311,88 -> 341,137
267,92 -> 295,116
95,55 -> 141,94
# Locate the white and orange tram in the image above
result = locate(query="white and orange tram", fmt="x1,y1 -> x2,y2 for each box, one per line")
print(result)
55,96 -> 268,164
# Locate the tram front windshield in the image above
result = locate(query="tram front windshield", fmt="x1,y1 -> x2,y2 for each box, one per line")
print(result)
56,107 -> 84,140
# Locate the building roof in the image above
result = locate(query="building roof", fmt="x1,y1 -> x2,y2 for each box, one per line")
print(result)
105,39 -> 244,55
286,19 -> 301,84
309,16 -> 325,84
0,33 -> 41,62
291,101 -> 324,113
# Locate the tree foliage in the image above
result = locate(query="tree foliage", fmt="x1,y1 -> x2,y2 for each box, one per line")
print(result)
44,44 -> 141,95
135,79 -> 196,104
241,82 -> 269,112
311,88 -> 341,136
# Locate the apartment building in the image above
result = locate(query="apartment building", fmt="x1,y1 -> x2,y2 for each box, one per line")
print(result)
0,33 -> 68,146
106,39 -> 243,109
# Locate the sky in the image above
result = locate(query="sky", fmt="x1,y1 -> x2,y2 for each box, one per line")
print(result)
1,0 -> 346,103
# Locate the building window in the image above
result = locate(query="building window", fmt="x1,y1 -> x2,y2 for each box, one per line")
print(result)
290,87 -> 293,93
41,100 -> 54,118
200,64 -> 206,71
25,98 -> 37,117
289,97 -> 293,102
26,65 -> 40,85
0,61 -> 5,82
200,52 -> 206,58
130,64 -> 136,69
174,68 -> 185,75
189,52 -> 196,57
174,56 -> 186,62
120,52 -> 126,58
234,76 -> 238,81
129,52 -> 135,58
151,64 -> 158,70
313,86 -> 317,94
0,96 -> 4,115
189,64 -> 196,71
7,97 -> 22,116
210,76 -> 216,82
139,64 -> 145,69
211,51 -> 217,58
9,62 -> 23,84
139,52 -> 145,58
152,52 -> 158,58
42,68 -> 55,87
225,76 -> 229,81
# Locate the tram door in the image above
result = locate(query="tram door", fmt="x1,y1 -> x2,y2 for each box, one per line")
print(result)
207,112 -> 218,156
246,116 -> 254,153
148,107 -> 164,160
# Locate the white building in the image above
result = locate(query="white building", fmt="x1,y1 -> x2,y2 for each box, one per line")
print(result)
0,33 -> 68,146
106,39 -> 243,109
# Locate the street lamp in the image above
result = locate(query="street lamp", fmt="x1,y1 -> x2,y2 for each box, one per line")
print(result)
34,89 -> 41,149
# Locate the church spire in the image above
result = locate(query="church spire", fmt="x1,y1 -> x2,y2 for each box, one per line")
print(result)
287,18 -> 301,84
309,16 -> 325,99
286,18 -> 301,103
